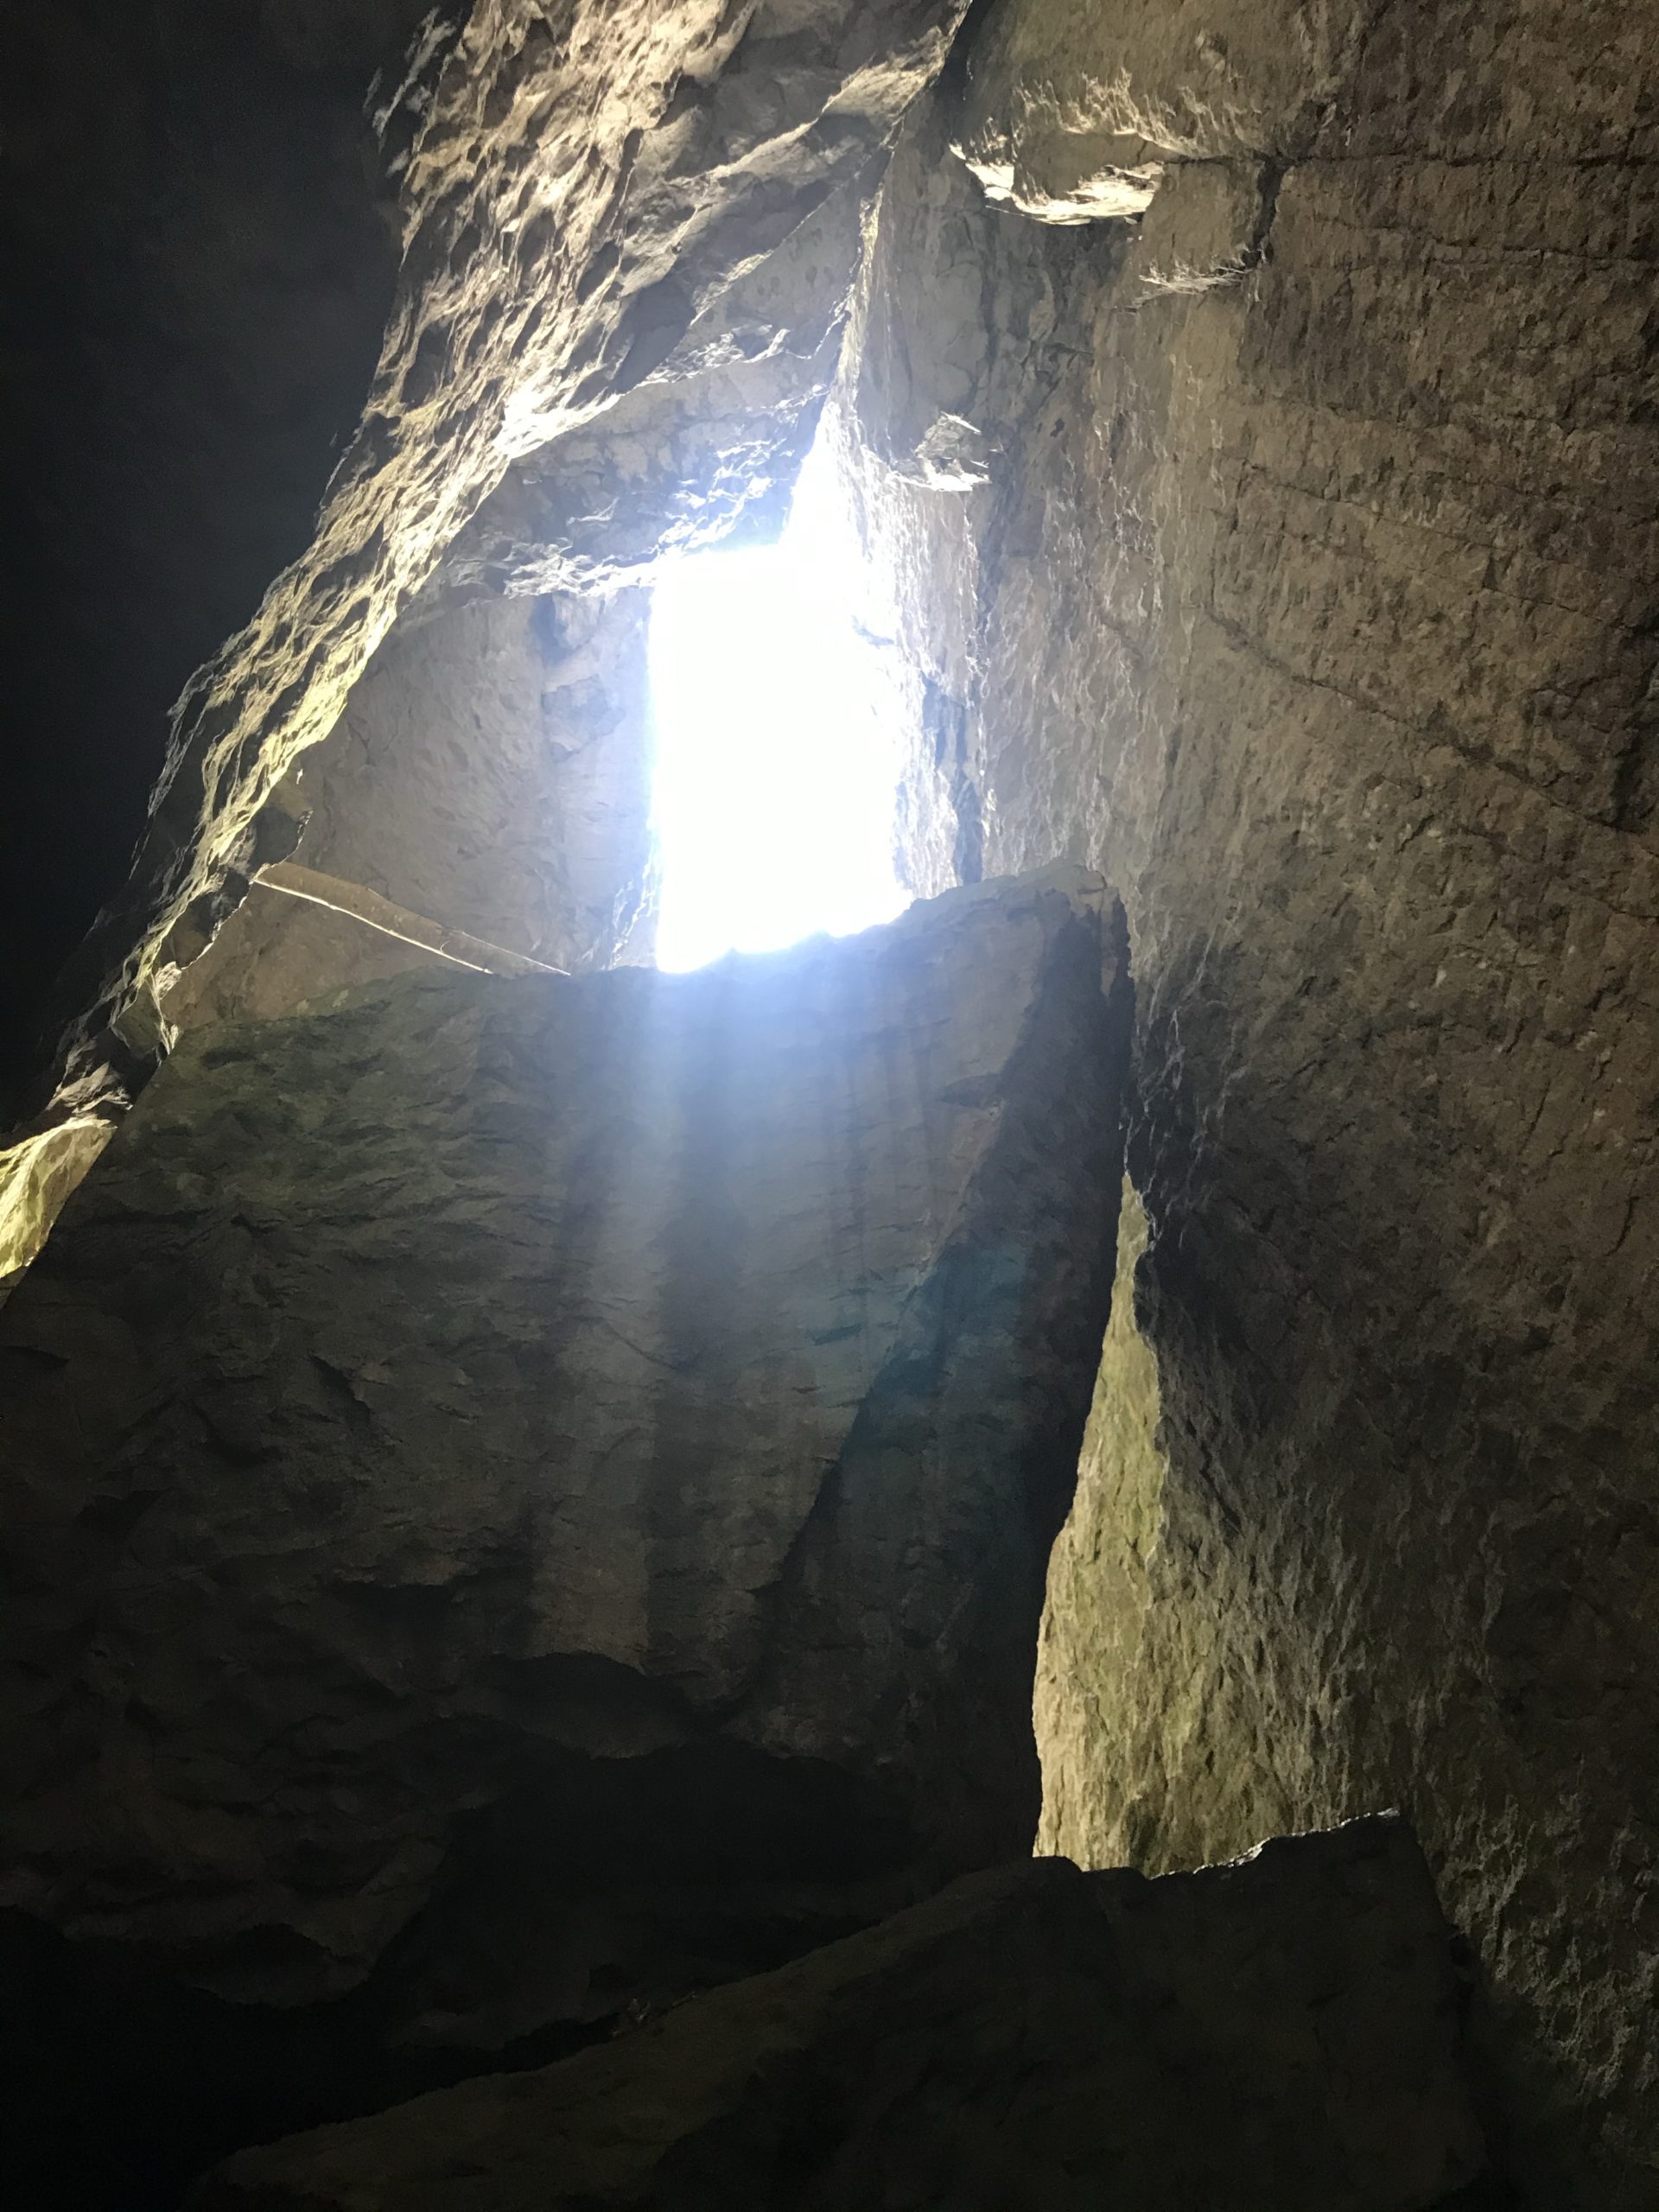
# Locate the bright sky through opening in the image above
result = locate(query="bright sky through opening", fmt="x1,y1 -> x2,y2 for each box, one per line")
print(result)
648,433 -> 908,973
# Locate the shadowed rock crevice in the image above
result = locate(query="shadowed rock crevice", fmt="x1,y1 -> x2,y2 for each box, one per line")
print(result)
0,0 -> 439,1098
188,1815 -> 1502,2211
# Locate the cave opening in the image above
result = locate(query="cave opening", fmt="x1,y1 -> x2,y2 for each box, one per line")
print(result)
647,428 -> 909,973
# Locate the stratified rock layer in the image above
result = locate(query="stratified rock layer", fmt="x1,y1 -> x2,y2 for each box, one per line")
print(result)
842,9 -> 1659,2202
0,868 -> 1126,2204
191,1815 -> 1492,2212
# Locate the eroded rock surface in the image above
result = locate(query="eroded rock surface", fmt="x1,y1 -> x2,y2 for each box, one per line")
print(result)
37,0 -> 975,1128
162,587 -> 657,1036
841,10 -> 1659,2202
435,176 -> 872,604
0,867 -> 1126,2204
0,0 -> 435,1093
191,1815 -> 1493,2212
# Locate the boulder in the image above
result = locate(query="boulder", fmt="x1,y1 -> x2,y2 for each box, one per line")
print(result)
0,867 -> 1127,2202
191,1815 -> 1495,2212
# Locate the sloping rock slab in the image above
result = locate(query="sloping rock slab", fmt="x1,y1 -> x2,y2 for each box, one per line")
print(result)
192,1815 -> 1494,2212
0,870 -> 1126,2149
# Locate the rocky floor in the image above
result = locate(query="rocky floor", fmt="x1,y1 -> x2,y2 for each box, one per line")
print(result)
193,1815 -> 1497,2212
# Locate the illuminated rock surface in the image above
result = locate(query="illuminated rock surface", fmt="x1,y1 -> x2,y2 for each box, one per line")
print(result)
190,1815 -> 1493,2212
17,0 -> 974,1124
0,867 -> 1126,2203
161,588 -> 658,1037
160,169 -> 887,1039
842,8 -> 1659,2202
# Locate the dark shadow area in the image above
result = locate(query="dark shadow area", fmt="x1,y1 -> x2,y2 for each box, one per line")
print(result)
0,1739 -> 917,2212
0,0 -> 432,1107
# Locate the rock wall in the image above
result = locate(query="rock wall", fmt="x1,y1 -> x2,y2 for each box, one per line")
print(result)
190,1815 -> 1495,2212
26,0 -> 974,1132
162,587 -> 657,1034
156,165 -> 885,1041
0,0 -> 433,1093
0,868 -> 1127,2206
841,9 -> 1659,2203
2,0 -> 965,1290
6,2 -> 1654,2202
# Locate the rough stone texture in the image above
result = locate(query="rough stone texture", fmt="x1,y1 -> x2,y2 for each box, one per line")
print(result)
191,1815 -> 1495,2212
953,0 -> 1373,220
34,0 -> 973,1129
0,0 -> 436,1097
162,588 -> 657,1036
842,15 -> 1659,2204
0,868 -> 1127,2206
149,155 -> 874,1045
0,1120 -> 116,1296
1034,1178 -> 1168,1863
433,177 -> 871,604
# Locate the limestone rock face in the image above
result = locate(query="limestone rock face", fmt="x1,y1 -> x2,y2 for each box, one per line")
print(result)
0,0 -> 433,1092
191,1815 -> 1494,2212
436,177 -> 872,604
156,161 -> 875,1047
0,868 -> 1127,2201
162,588 -> 658,1036
841,10 -> 1659,2202
35,0 -> 975,1126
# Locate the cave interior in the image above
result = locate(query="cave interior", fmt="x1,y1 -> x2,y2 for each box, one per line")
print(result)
1,3 -> 1656,2208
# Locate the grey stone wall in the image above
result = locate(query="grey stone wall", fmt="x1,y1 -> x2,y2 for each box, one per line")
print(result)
841,9 -> 1659,2201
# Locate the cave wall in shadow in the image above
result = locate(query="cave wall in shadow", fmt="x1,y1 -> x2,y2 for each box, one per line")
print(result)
0,869 -> 1128,2207
0,0 -> 435,1096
